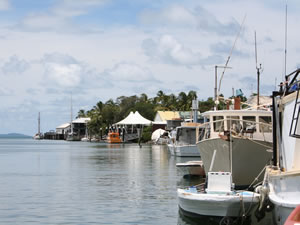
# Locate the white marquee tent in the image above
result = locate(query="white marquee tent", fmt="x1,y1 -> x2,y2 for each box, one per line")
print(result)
115,111 -> 152,125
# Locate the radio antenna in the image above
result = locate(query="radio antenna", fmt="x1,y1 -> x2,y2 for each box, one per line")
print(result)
218,14 -> 246,94
255,31 -> 262,108
284,0 -> 288,80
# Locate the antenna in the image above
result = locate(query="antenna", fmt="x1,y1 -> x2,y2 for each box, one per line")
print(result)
218,14 -> 247,94
38,112 -> 40,135
284,0 -> 288,80
70,92 -> 73,133
255,31 -> 262,108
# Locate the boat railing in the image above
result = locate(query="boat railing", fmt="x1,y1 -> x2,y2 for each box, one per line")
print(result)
197,118 -> 272,142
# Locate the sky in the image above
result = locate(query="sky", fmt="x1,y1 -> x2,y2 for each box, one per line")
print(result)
0,0 -> 299,135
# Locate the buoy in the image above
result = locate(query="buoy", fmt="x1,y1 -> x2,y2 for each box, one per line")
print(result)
284,205 -> 300,225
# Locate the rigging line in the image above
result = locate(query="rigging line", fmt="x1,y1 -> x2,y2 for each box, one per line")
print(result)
218,14 -> 247,94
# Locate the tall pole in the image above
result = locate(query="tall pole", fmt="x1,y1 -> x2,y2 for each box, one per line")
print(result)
70,93 -> 73,133
38,112 -> 40,135
214,66 -> 217,102
284,1 -> 288,80
255,31 -> 261,108
257,66 -> 260,108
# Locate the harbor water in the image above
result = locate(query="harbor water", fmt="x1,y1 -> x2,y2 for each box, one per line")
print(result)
0,138 -> 272,225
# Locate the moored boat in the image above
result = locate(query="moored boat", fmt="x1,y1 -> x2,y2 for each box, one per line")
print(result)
196,107 -> 273,188
260,68 -> 300,225
176,161 -> 205,176
167,122 -> 201,157
178,172 -> 260,220
106,132 -> 122,144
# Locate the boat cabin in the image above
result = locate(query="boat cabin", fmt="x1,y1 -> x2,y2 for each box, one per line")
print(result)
175,122 -> 201,145
198,110 -> 272,142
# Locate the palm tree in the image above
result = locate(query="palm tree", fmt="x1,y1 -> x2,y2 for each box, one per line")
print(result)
77,109 -> 86,118
177,92 -> 188,111
139,93 -> 148,102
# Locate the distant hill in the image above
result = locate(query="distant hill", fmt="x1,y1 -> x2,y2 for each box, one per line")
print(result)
0,133 -> 32,138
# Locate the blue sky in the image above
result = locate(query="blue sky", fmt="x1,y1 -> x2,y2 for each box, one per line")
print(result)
0,0 -> 299,135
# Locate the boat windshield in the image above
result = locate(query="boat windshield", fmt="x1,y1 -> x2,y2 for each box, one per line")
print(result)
242,116 -> 256,132
213,116 -> 224,132
259,116 -> 272,133
226,116 -> 241,133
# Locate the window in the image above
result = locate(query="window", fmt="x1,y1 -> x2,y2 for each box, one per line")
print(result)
242,116 -> 256,132
213,116 -> 224,132
259,116 -> 272,133
226,116 -> 241,132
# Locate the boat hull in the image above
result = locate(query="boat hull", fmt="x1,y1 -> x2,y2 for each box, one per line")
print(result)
176,161 -> 205,176
267,169 -> 300,225
167,144 -> 200,157
177,188 -> 259,217
197,137 -> 272,187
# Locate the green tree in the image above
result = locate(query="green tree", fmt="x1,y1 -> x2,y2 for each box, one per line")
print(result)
77,109 -> 86,118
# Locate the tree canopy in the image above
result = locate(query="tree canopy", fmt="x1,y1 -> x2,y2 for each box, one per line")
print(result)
76,90 -> 246,136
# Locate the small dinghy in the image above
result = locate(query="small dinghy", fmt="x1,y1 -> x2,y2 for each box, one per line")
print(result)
178,172 -> 260,219
176,161 -> 205,176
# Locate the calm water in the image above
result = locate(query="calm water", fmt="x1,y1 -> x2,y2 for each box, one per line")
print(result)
0,138 -> 206,225
0,138 -> 274,225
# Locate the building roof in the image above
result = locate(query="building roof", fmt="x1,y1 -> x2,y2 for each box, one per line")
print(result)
72,117 -> 91,123
154,111 -> 180,122
56,123 -> 70,129
115,111 -> 152,125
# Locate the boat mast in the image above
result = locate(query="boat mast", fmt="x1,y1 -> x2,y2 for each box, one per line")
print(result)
38,112 -> 40,135
70,93 -> 73,133
218,15 -> 246,95
255,31 -> 262,109
284,0 -> 288,81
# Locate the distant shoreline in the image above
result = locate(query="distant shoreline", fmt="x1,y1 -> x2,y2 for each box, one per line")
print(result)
0,133 -> 32,138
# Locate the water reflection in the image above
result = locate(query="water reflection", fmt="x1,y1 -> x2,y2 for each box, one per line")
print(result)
0,139 -> 273,225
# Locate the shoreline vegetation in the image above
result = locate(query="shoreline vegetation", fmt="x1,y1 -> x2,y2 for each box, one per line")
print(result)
77,90 -> 247,143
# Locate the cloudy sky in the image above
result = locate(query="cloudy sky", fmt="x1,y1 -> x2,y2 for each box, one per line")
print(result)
0,0 -> 299,135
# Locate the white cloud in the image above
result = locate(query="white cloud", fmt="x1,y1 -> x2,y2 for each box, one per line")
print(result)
140,5 -> 239,36
2,55 -> 30,75
142,34 -> 223,66
140,5 -> 197,27
20,0 -> 107,31
106,62 -> 153,82
42,53 -> 83,88
54,0 -> 107,18
0,87 -> 13,96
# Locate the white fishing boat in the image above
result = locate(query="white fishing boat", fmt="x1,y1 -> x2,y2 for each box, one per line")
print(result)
178,172 -> 260,220
176,161 -> 205,176
167,123 -> 201,157
259,69 -> 300,225
196,105 -> 273,188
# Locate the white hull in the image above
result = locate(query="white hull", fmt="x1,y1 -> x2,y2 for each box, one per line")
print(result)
81,137 -> 89,142
178,188 -> 259,217
176,161 -> 205,176
33,135 -> 41,140
167,144 -> 200,157
197,137 -> 272,187
267,169 -> 300,225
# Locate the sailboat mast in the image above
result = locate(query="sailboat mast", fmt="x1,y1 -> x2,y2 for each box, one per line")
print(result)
70,93 -> 73,132
284,1 -> 288,80
255,31 -> 262,109
38,112 -> 40,135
